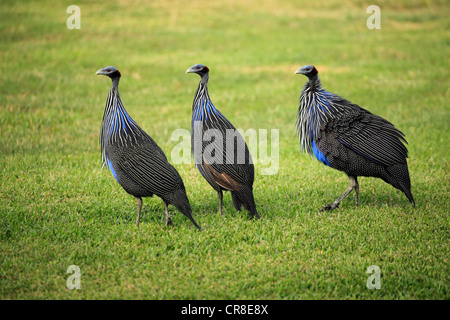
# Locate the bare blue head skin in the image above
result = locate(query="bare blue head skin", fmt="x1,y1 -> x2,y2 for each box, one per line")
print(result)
295,65 -> 318,79
96,66 -> 121,78
186,64 -> 210,77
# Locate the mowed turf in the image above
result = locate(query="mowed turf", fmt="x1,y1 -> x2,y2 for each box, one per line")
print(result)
0,0 -> 448,299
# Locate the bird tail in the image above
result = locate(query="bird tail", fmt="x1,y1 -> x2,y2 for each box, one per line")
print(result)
170,189 -> 202,231
402,187 -> 415,207
232,186 -> 260,219
399,180 -> 415,207
386,163 -> 415,207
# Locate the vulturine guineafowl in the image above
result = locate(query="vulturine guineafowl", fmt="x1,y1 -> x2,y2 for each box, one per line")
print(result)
96,66 -> 201,230
295,65 -> 415,210
186,64 -> 260,219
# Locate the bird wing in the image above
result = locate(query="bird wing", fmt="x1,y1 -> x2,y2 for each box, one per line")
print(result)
328,102 -> 409,167
199,113 -> 254,188
199,160 -> 243,191
195,161 -> 221,191
112,136 -> 183,196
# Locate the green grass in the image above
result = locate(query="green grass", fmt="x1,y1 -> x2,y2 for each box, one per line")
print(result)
0,0 -> 448,299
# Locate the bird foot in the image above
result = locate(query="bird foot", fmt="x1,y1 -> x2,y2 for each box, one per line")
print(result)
166,214 -> 175,225
320,202 -> 340,212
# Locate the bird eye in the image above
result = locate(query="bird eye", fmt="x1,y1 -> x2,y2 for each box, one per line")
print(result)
106,69 -> 111,72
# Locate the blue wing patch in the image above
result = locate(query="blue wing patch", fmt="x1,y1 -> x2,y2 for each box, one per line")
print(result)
107,158 -> 119,182
312,141 -> 330,166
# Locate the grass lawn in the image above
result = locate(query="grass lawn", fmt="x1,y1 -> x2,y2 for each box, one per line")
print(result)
0,0 -> 448,299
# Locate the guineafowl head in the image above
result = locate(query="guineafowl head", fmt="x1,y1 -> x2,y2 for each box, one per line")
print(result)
186,64 -> 210,76
96,66 -> 121,78
295,65 -> 318,79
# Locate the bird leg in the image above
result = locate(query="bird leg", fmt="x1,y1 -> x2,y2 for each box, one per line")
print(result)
164,202 -> 173,226
354,177 -> 359,207
321,176 -> 359,211
136,197 -> 143,227
217,190 -> 223,216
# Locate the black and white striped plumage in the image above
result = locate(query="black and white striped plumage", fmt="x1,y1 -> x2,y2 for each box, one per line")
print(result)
295,65 -> 415,210
96,66 -> 201,230
186,64 -> 259,219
